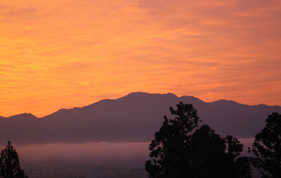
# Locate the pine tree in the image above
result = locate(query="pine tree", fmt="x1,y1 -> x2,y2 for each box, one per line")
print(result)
250,112 -> 281,178
145,102 -> 200,178
0,141 -> 28,178
145,102 -> 251,178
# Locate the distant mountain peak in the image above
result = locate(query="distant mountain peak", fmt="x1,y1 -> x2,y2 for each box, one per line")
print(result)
180,95 -> 204,103
164,92 -> 179,97
209,99 -> 250,108
7,113 -> 38,119
124,92 -> 179,99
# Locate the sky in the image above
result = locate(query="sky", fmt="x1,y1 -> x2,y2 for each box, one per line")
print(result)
1,0 -> 281,117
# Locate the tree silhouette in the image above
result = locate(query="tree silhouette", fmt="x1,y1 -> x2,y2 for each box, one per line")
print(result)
189,125 -> 226,177
145,102 -> 251,178
224,135 -> 251,178
145,102 -> 200,177
250,112 -> 281,178
0,141 -> 28,178
189,126 -> 251,178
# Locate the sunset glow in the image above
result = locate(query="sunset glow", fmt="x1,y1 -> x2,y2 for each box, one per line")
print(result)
1,0 -> 281,117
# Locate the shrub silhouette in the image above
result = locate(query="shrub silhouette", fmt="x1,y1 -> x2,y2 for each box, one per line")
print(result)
145,102 -> 251,178
0,141 -> 28,178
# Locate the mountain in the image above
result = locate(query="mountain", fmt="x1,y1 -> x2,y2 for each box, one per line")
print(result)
0,92 -> 280,144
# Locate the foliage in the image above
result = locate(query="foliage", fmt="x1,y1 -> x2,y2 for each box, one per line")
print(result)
224,135 -> 251,178
145,102 -> 251,178
250,112 -> 281,178
0,141 -> 28,178
189,125 -> 226,177
190,126 -> 251,178
145,102 -> 200,177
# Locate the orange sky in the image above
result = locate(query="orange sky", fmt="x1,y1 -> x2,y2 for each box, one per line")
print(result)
1,0 -> 281,117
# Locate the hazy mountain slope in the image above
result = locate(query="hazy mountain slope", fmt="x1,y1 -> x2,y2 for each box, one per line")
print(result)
0,92 -> 280,144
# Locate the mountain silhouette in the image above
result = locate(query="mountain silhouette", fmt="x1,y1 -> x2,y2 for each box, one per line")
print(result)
0,92 -> 280,144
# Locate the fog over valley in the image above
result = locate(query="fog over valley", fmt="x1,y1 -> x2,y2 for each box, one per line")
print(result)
5,139 -> 254,173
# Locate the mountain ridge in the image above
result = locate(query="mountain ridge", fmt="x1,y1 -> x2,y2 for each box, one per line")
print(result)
1,92 -> 279,119
0,92 -> 281,144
